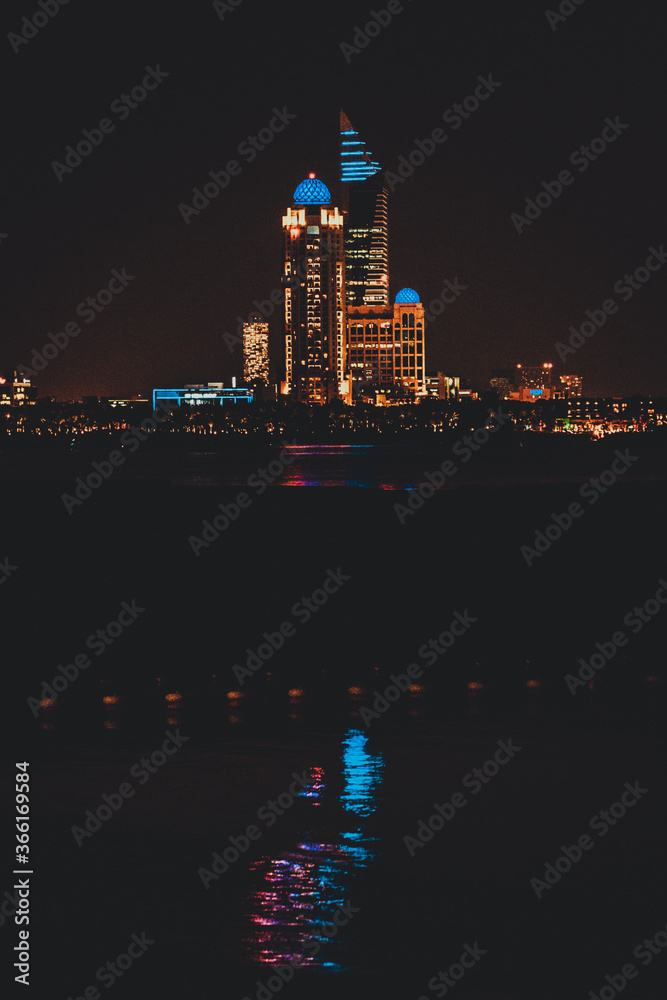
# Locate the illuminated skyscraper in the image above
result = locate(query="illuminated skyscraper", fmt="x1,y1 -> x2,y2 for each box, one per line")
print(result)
243,318 -> 269,384
340,111 -> 389,307
281,174 -> 348,405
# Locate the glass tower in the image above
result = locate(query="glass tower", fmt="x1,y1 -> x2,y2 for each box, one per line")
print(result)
340,110 -> 389,308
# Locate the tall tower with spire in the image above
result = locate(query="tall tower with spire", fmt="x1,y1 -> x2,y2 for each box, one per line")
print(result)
340,110 -> 389,308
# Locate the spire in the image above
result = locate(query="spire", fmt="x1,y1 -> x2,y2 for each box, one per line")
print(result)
340,109 -> 381,183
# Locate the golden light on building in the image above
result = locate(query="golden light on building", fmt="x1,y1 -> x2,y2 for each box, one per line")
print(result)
243,320 -> 269,384
165,692 -> 182,704
282,176 -> 347,405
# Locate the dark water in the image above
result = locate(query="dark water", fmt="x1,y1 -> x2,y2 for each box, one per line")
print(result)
2,444 -> 667,999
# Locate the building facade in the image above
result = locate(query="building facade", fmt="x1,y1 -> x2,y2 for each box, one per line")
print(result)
243,319 -> 269,384
341,110 -> 389,308
513,363 -> 554,401
281,175 -> 348,405
347,287 -> 426,397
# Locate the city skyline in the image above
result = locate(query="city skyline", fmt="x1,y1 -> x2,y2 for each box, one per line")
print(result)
1,0 -> 665,401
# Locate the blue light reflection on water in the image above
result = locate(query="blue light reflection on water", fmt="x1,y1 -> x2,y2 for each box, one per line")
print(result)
341,728 -> 384,818
241,729 -> 384,969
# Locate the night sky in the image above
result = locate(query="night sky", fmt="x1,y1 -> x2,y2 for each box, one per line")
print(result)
1,0 -> 665,400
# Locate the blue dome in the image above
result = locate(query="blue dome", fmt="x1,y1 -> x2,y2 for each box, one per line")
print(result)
395,287 -> 420,304
293,175 -> 331,205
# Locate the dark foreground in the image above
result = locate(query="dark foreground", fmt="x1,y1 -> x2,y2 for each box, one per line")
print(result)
1,450 -> 667,999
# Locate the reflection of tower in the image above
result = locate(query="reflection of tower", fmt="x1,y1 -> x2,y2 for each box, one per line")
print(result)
281,174 -> 347,404
242,730 -> 384,969
340,110 -> 389,308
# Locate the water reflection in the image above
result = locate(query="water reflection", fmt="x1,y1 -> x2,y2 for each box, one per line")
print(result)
340,728 -> 384,818
242,728 -> 384,969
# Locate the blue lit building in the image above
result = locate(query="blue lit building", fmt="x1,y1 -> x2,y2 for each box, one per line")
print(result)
152,384 -> 253,408
340,110 -> 389,308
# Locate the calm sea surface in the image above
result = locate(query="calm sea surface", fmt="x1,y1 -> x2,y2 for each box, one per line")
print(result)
2,442 -> 666,999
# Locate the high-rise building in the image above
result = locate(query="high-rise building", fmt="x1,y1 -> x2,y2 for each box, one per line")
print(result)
490,368 -> 516,399
281,174 -> 348,405
558,374 -> 583,398
340,110 -> 389,308
12,371 -> 37,405
514,363 -> 553,401
243,318 -> 269,384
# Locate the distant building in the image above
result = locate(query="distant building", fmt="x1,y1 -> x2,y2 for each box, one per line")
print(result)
152,384 -> 253,409
243,319 -> 269,384
0,376 -> 11,405
490,368 -> 515,399
12,371 -> 37,405
425,373 -> 460,400
558,374 -> 583,398
513,363 -> 553,401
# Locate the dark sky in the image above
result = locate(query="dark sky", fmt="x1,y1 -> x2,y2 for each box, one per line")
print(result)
1,0 -> 665,399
